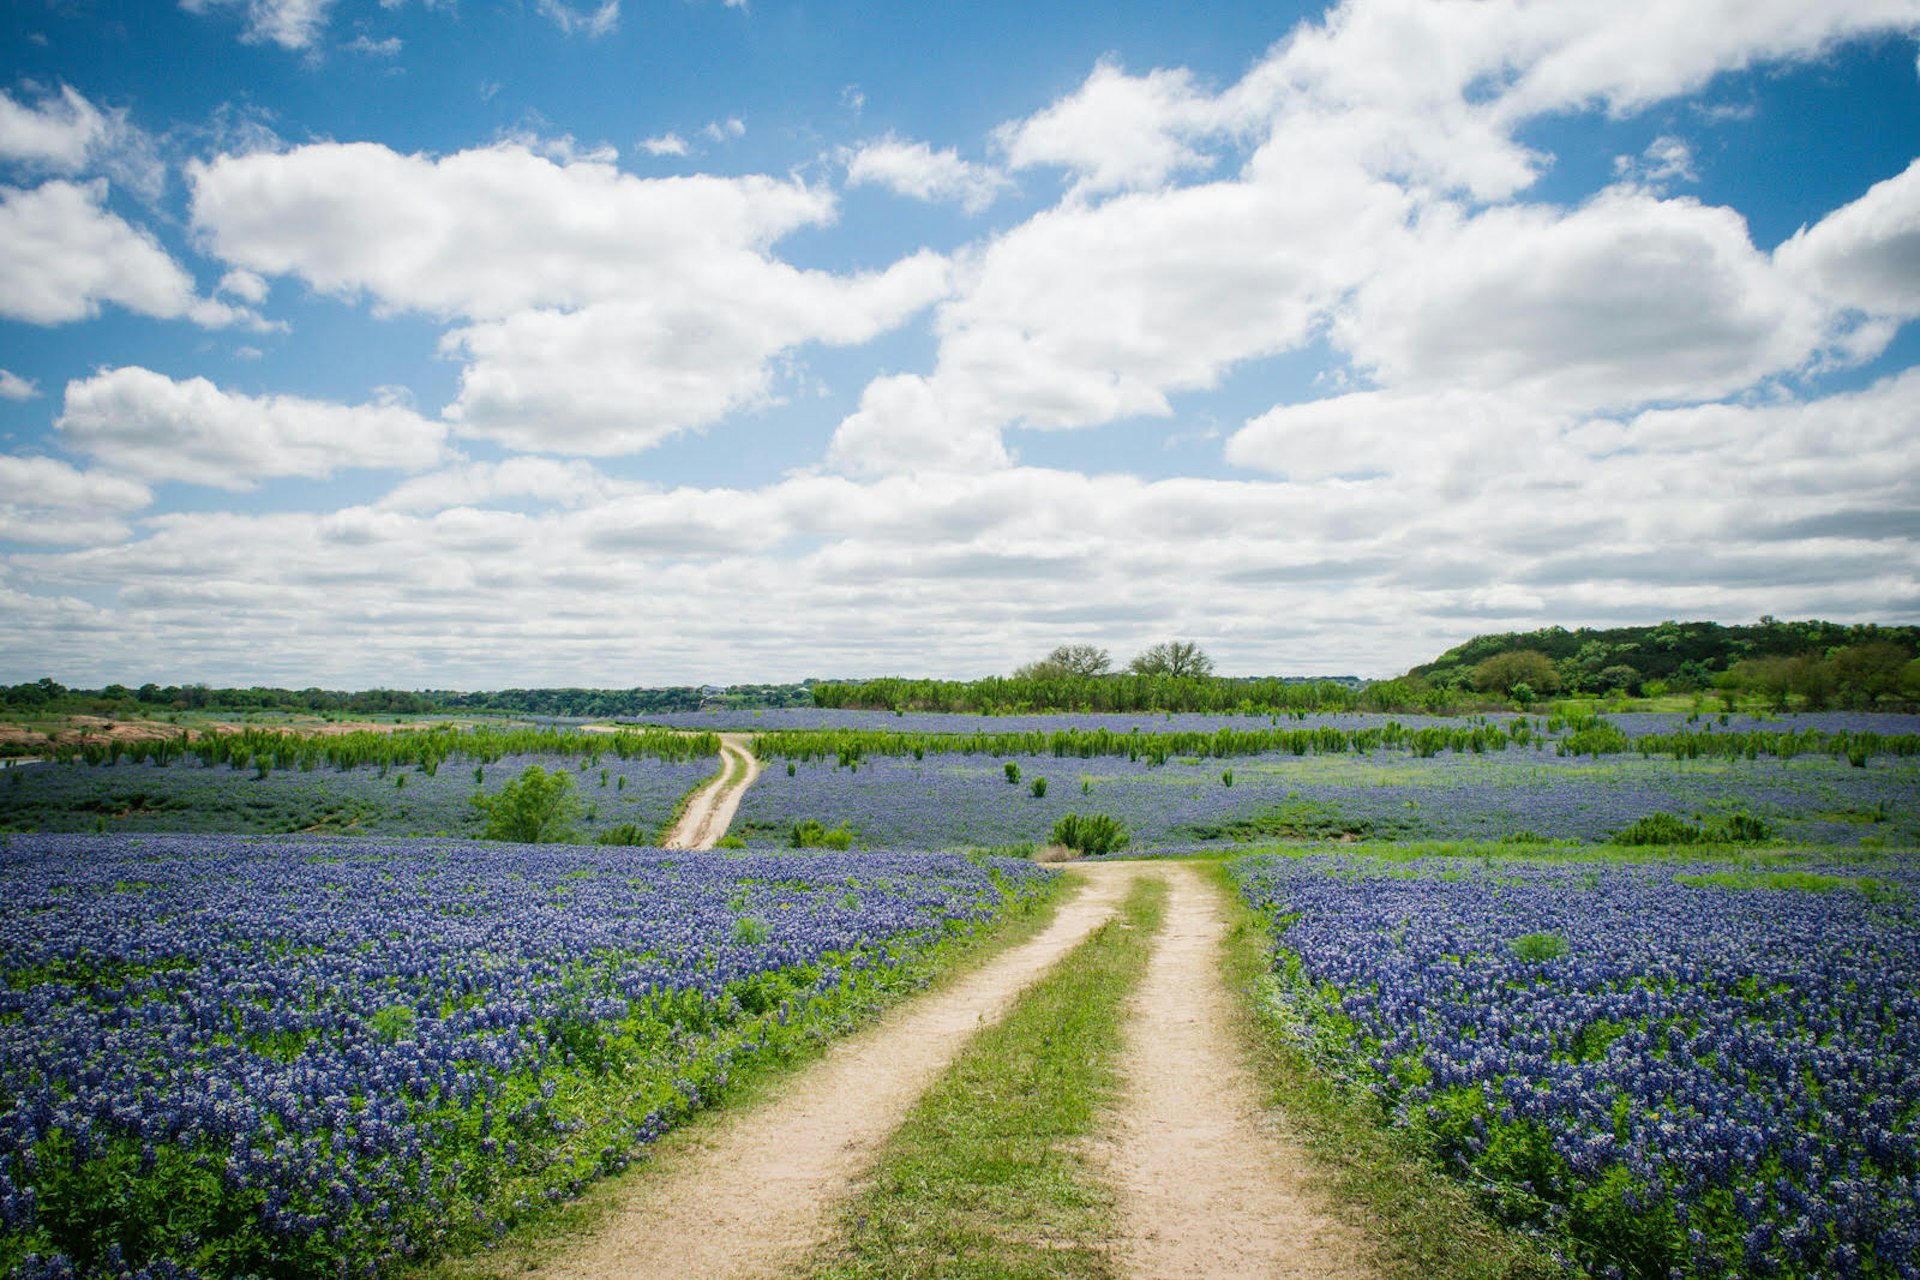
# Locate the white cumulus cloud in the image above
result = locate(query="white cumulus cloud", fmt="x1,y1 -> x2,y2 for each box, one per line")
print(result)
55,366 -> 450,489
1776,157 -> 1920,318
844,135 -> 1008,213
0,180 -> 255,327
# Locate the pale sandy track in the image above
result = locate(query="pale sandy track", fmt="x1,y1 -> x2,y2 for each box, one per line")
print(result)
1103,861 -> 1374,1279
661,732 -> 761,850
536,863 -> 1151,1280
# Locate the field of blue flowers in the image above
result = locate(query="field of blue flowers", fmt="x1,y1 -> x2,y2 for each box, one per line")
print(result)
0,753 -> 711,841
730,744 -> 1920,851
1232,853 -> 1920,1279
0,834 -> 1054,1279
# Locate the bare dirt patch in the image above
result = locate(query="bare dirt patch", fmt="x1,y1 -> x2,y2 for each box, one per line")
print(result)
661,733 -> 760,850
1101,861 -> 1376,1279
533,864 -> 1150,1280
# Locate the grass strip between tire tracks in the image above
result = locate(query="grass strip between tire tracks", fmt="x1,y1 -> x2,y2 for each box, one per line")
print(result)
1204,856 -> 1563,1280
810,871 -> 1168,1280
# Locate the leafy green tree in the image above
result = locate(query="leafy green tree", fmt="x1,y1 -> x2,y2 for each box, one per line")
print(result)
1470,650 -> 1561,696
472,764 -> 580,843
1832,642 -> 1911,708
1127,640 -> 1214,678
1013,643 -> 1112,679
1593,664 -> 1644,695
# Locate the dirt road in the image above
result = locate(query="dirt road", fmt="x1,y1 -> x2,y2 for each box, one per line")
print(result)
1103,861 -> 1370,1278
660,732 -> 760,849
533,860 -> 1375,1279
537,864 -> 1150,1279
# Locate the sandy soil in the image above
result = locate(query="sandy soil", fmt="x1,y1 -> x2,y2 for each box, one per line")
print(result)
660,733 -> 761,849
536,862 -> 1150,1280
1102,861 -> 1374,1279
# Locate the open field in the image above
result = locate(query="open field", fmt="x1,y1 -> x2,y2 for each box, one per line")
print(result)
0,834 -> 1054,1277
1232,852 -> 1920,1278
1,710 -> 1916,1279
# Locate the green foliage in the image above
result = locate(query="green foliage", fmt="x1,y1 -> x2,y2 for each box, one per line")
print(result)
1610,811 -> 1773,846
1012,642 -> 1113,680
595,823 -> 649,847
1222,767 -> 1233,787
1003,761 -> 1021,785
814,876 -> 1163,1280
790,819 -> 854,850
1509,932 -> 1569,963
1127,638 -> 1215,678
731,916 -> 770,945
1050,812 -> 1127,856
471,764 -> 580,844
1471,650 -> 1562,696
1029,777 -> 1048,798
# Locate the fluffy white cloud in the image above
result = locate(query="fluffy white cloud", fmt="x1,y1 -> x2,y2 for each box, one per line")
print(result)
181,0 -> 336,49
442,251 -> 949,453
190,143 -> 836,319
1336,188 -> 1830,412
0,369 -> 38,401
995,60 -> 1234,198
845,135 -> 1008,213
0,180 -> 252,327
192,141 -> 950,452
0,86 -> 107,171
0,454 -> 151,546
639,133 -> 689,157
375,457 -> 625,513
55,366 -> 449,489
826,374 -> 1011,475
1776,157 -> 1920,317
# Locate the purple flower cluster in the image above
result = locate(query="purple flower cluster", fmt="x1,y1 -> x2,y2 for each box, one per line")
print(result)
0,753 -> 711,840
731,749 -> 1920,849
0,834 -> 1051,1278
1233,854 -> 1920,1278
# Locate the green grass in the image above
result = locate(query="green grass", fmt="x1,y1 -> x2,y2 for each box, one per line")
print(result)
1204,856 -> 1559,1280
404,868 -> 1076,1280
808,873 -> 1168,1280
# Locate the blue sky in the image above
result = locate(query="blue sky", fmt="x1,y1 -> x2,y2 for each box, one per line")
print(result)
2,0 -> 1918,688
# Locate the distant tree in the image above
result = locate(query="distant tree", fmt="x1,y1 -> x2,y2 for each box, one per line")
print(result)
1470,650 -> 1561,697
1832,642 -> 1910,708
472,764 -> 580,843
1127,640 -> 1214,679
1592,664 -> 1644,696
1049,643 -> 1111,676
1014,643 -> 1113,680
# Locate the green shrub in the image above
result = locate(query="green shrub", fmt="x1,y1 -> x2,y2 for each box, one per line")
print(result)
1050,812 -> 1127,857
1004,761 -> 1021,785
1510,932 -> 1569,963
791,819 -> 854,850
471,764 -> 580,843
1030,777 -> 1048,798
596,823 -> 648,846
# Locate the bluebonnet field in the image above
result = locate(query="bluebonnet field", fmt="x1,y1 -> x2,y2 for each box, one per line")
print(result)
0,753 -> 711,841
0,834 -> 1053,1278
1232,853 -> 1920,1279
624,706 -> 1920,740
730,745 -> 1920,851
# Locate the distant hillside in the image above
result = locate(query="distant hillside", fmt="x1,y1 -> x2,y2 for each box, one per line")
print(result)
1410,619 -> 1919,698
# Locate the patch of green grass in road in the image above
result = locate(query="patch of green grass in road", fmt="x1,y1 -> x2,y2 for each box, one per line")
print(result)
1205,855 -> 1561,1280
810,872 -> 1167,1280
405,868 -> 1075,1280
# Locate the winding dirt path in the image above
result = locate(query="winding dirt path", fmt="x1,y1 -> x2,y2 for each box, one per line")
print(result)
537,863 -> 1150,1280
661,732 -> 761,850
1103,861 -> 1373,1279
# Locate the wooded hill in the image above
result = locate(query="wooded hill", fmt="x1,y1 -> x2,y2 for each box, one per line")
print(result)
1410,619 -> 1919,697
